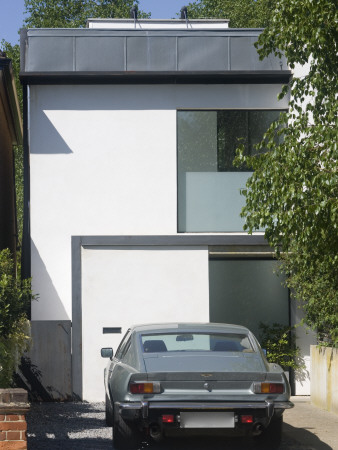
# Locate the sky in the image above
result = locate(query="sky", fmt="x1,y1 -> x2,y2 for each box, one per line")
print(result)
0,0 -> 191,45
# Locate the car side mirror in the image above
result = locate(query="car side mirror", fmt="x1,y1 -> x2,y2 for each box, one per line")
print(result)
262,348 -> 267,357
101,347 -> 113,359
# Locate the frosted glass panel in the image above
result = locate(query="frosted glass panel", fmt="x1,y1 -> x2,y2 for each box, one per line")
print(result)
209,260 -> 289,339
179,172 -> 251,232
177,111 -> 218,172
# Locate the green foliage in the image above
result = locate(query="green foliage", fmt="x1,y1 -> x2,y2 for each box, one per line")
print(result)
24,0 -> 150,28
259,323 -> 302,370
0,250 -> 31,337
0,317 -> 30,387
234,0 -> 338,346
0,42 -> 22,109
0,41 -> 24,243
0,250 -> 33,387
283,256 -> 338,347
186,0 -> 276,27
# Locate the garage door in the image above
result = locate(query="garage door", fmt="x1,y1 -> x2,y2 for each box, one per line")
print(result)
79,245 -> 209,401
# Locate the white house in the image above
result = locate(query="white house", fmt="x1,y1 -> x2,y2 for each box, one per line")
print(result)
19,18 -> 315,401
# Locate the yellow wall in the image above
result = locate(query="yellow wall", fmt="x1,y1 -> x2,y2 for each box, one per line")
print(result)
311,345 -> 338,415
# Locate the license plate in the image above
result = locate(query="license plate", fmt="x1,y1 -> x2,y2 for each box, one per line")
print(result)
180,412 -> 235,429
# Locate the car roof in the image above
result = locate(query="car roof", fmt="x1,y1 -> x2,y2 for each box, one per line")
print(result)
130,322 -> 251,335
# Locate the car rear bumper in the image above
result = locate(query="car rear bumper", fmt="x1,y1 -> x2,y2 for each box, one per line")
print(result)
116,399 -> 294,420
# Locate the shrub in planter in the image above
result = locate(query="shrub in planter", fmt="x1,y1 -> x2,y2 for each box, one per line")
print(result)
0,249 -> 33,387
259,322 -> 303,371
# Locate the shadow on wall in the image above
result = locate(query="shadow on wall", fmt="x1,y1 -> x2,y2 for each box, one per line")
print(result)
31,240 -> 69,320
14,321 -> 73,402
14,357 -> 56,402
293,356 -> 310,386
30,110 -> 73,154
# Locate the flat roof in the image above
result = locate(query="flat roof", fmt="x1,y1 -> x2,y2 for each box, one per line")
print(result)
20,27 -> 291,85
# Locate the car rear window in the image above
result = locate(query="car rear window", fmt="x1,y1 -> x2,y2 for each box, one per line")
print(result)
141,333 -> 253,353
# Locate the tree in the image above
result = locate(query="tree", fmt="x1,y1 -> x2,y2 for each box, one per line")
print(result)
24,0 -> 149,29
186,0 -> 276,28
0,41 -> 24,243
234,0 -> 338,345
0,250 -> 32,387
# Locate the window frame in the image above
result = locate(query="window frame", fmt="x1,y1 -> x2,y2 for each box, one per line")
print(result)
176,108 -> 286,233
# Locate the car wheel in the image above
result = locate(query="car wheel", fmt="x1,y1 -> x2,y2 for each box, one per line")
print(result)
113,415 -> 141,450
253,415 -> 283,449
105,393 -> 114,427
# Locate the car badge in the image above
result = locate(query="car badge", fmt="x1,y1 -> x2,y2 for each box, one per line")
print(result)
200,373 -> 213,378
203,382 -> 212,392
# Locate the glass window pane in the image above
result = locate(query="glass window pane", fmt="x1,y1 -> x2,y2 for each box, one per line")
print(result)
249,110 -> 281,155
217,110 -> 248,171
177,109 -> 283,232
178,111 -> 218,173
141,333 -> 253,352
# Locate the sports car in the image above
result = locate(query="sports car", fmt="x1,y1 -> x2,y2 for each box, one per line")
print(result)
101,323 -> 293,449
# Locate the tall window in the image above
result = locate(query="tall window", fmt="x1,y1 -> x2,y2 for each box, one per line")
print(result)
177,110 -> 282,232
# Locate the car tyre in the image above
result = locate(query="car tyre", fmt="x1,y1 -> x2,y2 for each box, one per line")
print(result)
105,393 -> 114,427
253,415 -> 283,449
113,415 -> 141,450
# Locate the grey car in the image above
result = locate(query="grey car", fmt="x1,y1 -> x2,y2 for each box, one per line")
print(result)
101,323 -> 294,449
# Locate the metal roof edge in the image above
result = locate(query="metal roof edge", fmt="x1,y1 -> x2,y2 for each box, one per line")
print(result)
19,70 -> 292,86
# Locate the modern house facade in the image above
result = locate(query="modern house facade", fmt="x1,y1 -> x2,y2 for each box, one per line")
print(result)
20,19 -> 314,401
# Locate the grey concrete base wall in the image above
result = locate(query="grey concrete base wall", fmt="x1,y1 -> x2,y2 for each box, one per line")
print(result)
19,321 -> 72,401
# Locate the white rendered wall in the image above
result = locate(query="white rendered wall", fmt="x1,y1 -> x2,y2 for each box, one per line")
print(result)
81,245 -> 210,401
29,82 -> 312,395
291,301 -> 316,395
29,83 -> 287,321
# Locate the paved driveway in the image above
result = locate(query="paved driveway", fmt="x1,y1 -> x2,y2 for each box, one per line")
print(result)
27,398 -> 336,450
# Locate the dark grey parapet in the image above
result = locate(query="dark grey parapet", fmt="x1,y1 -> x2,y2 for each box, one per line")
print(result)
20,28 -> 291,84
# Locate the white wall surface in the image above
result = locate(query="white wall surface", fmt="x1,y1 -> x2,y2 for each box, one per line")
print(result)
81,245 -> 210,401
87,19 -> 229,30
29,82 -> 314,396
30,84 -> 287,321
291,300 -> 317,395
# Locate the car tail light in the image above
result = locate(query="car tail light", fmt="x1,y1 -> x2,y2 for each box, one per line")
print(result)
162,415 -> 174,423
241,415 -> 253,424
129,381 -> 161,394
254,382 -> 284,394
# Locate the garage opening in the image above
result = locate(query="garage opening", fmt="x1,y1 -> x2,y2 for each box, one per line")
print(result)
209,259 -> 290,339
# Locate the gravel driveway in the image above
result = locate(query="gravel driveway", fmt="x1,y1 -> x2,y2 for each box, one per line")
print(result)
26,402 -> 327,450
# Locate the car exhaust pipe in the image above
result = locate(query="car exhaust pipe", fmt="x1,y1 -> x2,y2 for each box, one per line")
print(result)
149,424 -> 162,441
252,423 -> 264,436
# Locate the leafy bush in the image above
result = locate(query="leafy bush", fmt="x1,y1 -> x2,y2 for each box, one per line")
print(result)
234,0 -> 337,348
259,322 -> 303,371
0,249 -> 33,387
282,256 -> 338,348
